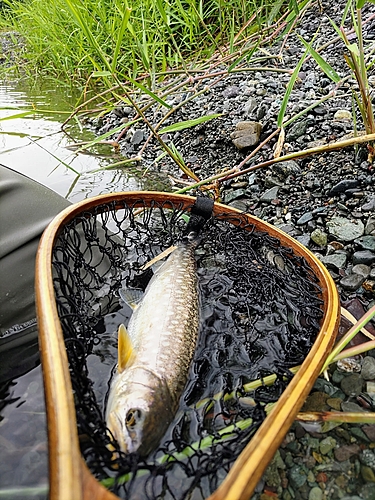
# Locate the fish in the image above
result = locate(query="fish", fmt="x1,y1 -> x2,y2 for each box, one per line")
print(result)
105,234 -> 200,456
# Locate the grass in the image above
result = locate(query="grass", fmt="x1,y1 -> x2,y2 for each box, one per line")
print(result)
0,0 -> 293,85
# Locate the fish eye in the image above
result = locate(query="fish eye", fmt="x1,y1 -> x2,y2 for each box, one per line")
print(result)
125,409 -> 141,428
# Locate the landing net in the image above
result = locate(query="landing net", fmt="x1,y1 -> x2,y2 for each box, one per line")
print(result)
51,197 -> 323,499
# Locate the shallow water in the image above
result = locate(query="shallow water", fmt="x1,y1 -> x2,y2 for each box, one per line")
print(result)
0,78 -> 169,498
0,78 -> 169,201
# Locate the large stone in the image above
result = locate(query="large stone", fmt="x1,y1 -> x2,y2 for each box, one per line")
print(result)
327,217 -> 364,241
230,121 -> 262,150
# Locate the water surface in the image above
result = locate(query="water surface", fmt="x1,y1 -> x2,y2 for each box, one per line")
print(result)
0,78 -> 169,201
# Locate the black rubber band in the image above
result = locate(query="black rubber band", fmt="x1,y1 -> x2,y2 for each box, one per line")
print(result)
184,195 -> 214,236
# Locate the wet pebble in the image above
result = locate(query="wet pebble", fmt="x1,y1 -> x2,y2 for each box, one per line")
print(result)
362,196 -> 375,212
297,212 -> 314,225
327,217 -> 365,241
361,466 -> 375,483
259,186 -> 279,203
308,486 -> 323,500
352,250 -> 375,265
337,358 -> 361,373
288,120 -> 308,140
334,444 -> 360,462
329,179 -> 359,195
334,109 -> 352,120
310,228 -> 327,247
131,129 -> 144,144
363,425 -> 375,441
340,373 -> 363,396
289,464 -> 308,488
360,449 -> 375,469
365,216 -> 375,235
351,264 -> 370,279
340,273 -> 365,291
321,252 -> 347,270
319,436 -> 336,455
361,357 -> 375,380
360,483 -> 375,500
355,235 -> 375,251
273,160 -> 301,179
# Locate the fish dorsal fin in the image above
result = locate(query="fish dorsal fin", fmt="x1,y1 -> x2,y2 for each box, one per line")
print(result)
118,324 -> 134,373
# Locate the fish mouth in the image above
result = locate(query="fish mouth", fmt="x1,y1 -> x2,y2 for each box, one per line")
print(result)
106,371 -> 176,457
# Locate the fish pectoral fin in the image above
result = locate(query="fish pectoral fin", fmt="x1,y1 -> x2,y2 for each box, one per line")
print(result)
119,288 -> 143,310
118,324 -> 135,373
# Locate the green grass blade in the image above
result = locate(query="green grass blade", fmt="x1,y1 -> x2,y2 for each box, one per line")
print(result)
0,485 -> 49,497
267,0 -> 285,26
342,0 -> 353,24
277,48 -> 309,128
91,71 -> 112,77
75,118 -> 141,151
298,36 -> 341,82
286,0 -> 310,22
289,0 -> 300,16
159,114 -> 222,134
64,0 -> 112,73
328,15 -> 345,38
0,111 -> 36,121
321,303 -> 375,373
111,4 -> 132,73
126,77 -> 172,109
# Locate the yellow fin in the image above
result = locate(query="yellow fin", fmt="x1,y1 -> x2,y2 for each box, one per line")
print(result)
118,324 -> 134,373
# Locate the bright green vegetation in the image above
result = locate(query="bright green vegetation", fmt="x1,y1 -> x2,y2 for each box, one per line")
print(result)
0,0 -> 293,84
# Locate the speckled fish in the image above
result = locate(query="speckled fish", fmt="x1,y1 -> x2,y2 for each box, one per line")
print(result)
105,234 -> 200,456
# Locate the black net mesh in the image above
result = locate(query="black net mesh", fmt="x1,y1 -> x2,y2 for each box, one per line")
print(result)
51,197 -> 324,499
